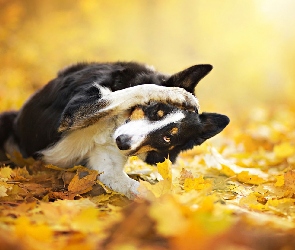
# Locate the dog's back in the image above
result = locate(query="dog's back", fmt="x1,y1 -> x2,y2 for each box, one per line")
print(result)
11,62 -> 162,158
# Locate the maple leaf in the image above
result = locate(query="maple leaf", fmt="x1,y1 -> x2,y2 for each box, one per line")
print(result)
0,166 -> 13,179
138,159 -> 173,199
157,158 -> 172,181
138,179 -> 171,199
68,168 -> 99,198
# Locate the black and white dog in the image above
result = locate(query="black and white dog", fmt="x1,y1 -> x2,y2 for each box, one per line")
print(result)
0,62 -> 229,198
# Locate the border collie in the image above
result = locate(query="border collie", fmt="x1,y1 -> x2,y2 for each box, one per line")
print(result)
0,62 -> 229,199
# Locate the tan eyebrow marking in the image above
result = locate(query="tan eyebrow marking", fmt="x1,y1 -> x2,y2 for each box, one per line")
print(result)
130,107 -> 145,120
157,110 -> 164,118
171,127 -> 178,135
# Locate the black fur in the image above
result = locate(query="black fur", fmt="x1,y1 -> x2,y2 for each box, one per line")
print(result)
0,111 -> 18,160
14,62 -> 157,157
140,105 -> 229,164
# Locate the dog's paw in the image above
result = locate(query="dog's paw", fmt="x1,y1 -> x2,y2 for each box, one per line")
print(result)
125,181 -> 140,200
166,87 -> 200,111
145,85 -> 199,111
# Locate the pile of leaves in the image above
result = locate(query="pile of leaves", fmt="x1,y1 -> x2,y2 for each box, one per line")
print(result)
1,105 -> 295,250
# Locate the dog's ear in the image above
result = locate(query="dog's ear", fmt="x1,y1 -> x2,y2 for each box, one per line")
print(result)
194,112 -> 230,145
58,84 -> 107,132
163,64 -> 213,94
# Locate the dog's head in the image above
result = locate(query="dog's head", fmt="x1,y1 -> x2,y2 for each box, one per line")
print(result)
113,63 -> 229,164
114,102 -> 229,164
114,64 -> 229,164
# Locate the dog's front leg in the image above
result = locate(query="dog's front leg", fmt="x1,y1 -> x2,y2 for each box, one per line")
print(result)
87,146 -> 139,199
100,84 -> 200,113
59,84 -> 200,132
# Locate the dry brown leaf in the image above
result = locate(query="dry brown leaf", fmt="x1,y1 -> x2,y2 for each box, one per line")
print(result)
283,170 -> 295,193
68,169 -> 99,197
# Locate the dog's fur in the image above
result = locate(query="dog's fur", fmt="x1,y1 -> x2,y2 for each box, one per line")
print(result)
0,62 -> 229,199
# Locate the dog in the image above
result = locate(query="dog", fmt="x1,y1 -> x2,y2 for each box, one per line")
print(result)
0,62 -> 229,199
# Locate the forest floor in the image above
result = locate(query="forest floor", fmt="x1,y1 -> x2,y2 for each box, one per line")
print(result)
1,104 -> 295,250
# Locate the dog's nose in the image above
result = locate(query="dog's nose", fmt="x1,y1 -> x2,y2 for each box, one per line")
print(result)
116,134 -> 131,150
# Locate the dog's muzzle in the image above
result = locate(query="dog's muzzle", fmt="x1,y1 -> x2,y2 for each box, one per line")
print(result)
115,134 -> 132,150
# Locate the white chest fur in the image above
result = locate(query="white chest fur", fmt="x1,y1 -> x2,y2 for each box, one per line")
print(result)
41,116 -> 123,168
41,113 -> 139,199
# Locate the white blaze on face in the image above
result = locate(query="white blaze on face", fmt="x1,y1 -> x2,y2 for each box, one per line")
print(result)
114,111 -> 185,151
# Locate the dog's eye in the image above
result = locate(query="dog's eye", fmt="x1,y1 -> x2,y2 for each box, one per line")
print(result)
163,136 -> 171,143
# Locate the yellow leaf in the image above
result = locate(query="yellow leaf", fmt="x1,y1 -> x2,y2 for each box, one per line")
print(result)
0,181 -> 13,197
179,168 -> 194,185
239,193 -> 259,207
197,195 -> 216,213
0,185 -> 8,197
45,164 -> 84,172
157,158 -> 172,181
237,171 -> 266,185
274,175 -> 284,187
0,166 -> 13,179
149,196 -> 187,236
266,198 -> 295,207
72,207 -> 102,233
220,164 -> 236,177
183,176 -> 212,192
265,198 -> 295,215
138,180 -> 171,199
14,216 -> 53,242
274,142 -> 295,159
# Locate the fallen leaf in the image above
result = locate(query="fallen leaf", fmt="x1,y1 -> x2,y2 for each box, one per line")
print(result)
68,169 -> 98,197
157,159 -> 172,181
179,168 -> 194,185
237,171 -> 266,185
274,142 -> 295,159
0,185 -> 8,197
139,180 -> 171,199
183,176 -> 212,192
283,170 -> 295,193
220,164 -> 236,177
0,167 -> 13,179
274,175 -> 285,187
149,196 -> 188,236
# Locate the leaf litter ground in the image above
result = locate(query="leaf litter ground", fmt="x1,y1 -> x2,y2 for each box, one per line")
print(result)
1,105 -> 295,250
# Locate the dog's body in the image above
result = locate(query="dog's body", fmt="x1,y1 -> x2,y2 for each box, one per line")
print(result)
0,62 -> 229,198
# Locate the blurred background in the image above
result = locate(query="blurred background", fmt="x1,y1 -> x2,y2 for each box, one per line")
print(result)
1,0 -> 295,113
